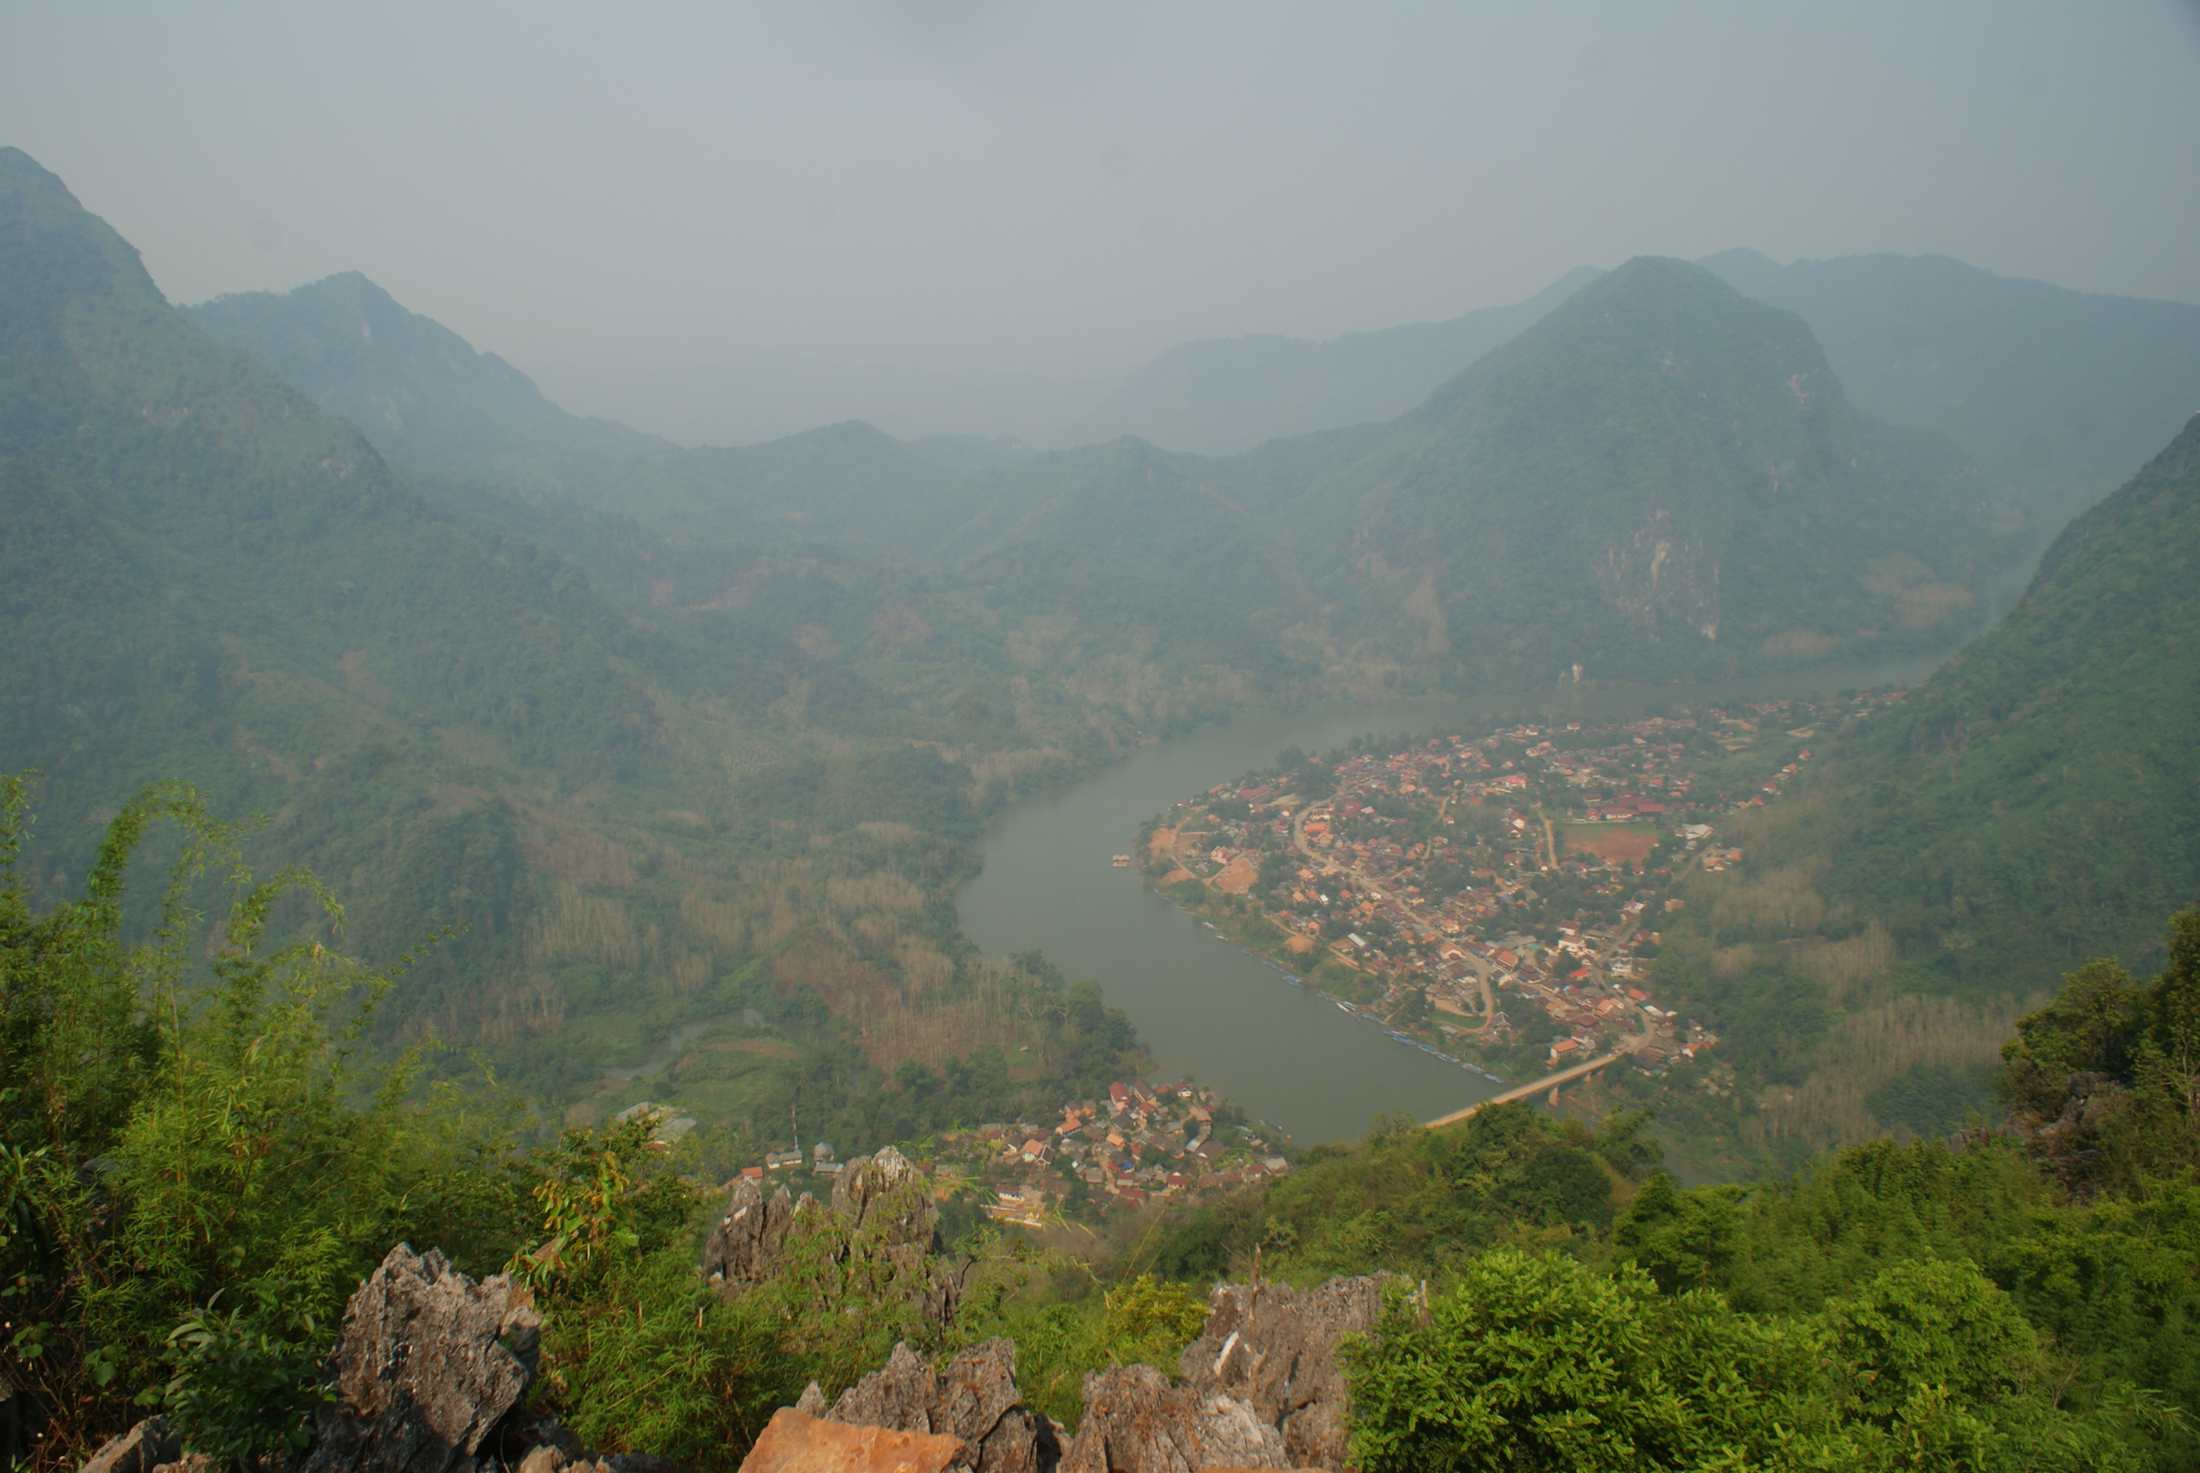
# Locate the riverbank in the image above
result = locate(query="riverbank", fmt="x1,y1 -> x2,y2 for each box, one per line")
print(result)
959,660 -> 1941,1144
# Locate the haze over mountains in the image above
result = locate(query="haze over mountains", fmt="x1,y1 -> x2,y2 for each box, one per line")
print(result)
9,136 -> 2199,1163
1067,267 -> 1603,454
194,247 -> 2029,694
1079,249 -> 2200,521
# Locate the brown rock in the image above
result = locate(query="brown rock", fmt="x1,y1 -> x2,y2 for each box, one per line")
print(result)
1057,1365 -> 1285,1473
1178,1277 -> 1391,1470
703,1180 -> 801,1286
825,1340 -> 1059,1473
739,1409 -> 966,1473
294,1244 -> 541,1473
80,1419 -> 179,1473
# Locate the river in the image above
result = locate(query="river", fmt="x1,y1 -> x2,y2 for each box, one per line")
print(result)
958,658 -> 1946,1144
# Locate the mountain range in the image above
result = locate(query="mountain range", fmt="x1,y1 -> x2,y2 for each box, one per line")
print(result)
1065,267 -> 1602,454
11,139 -> 2197,1173
1075,249 -> 2200,528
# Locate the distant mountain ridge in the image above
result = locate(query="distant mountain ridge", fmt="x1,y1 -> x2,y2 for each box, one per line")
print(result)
188,273 -> 1026,559
170,239 -> 2022,693
1268,257 -> 2002,678
185,271 -> 667,493
957,257 -> 2013,690
1065,267 -> 1601,453
1696,249 -> 2200,516
1083,249 -> 2200,519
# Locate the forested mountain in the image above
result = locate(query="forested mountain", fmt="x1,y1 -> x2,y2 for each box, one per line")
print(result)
1067,267 -> 1598,453
1817,412 -> 2200,983
0,145 -> 662,1010
976,257 -> 2012,690
0,147 -> 1154,1161
196,251 -> 2027,694
189,273 -> 1026,559
1698,249 -> 2200,516
1085,249 -> 2200,529
1258,256 -> 2011,682
1639,415 -> 2200,1162
185,271 -> 664,476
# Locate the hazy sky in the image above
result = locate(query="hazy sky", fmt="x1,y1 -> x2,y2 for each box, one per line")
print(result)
6,0 -> 2198,444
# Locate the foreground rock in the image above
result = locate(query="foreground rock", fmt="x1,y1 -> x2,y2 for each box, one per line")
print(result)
78,1419 -> 205,1473
738,1408 -> 966,1473
294,1244 -> 541,1473
1057,1365 -> 1288,1473
757,1270 -> 1389,1471
1177,1277 -> 1391,1471
816,1340 -> 1059,1473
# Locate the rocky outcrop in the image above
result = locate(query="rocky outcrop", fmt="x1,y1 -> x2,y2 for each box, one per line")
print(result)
1176,1276 -> 1390,1472
1056,1365 -> 1287,1473
705,1148 -> 965,1324
78,1419 -> 203,1473
738,1408 -> 967,1473
702,1178 -> 800,1286
817,1340 -> 1059,1473
294,1244 -> 541,1473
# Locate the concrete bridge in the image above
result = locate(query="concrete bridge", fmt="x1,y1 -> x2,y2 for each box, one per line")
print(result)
1424,1047 -> 1630,1130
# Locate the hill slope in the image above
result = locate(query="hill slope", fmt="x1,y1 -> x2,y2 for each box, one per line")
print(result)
0,144 -> 666,1001
1272,256 -> 2004,681
189,274 -> 1015,559
922,259 -> 2016,694
1,148 -> 1191,1161
1817,412 -> 2200,982
185,271 -> 665,475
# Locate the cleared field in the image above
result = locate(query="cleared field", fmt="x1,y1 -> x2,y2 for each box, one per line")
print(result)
1561,821 -> 1658,864
1213,854 -> 1260,894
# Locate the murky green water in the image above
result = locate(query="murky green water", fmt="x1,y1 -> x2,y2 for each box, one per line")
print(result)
959,658 -> 1944,1143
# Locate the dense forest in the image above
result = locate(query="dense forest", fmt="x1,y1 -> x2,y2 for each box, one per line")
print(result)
1618,416 -> 2200,1169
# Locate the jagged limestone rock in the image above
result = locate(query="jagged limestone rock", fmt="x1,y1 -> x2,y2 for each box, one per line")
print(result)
1057,1365 -> 1286,1473
702,1179 -> 802,1285
824,1340 -> 1059,1473
79,1419 -> 179,1473
705,1148 -> 965,1324
1177,1276 -> 1391,1471
293,1244 -> 540,1473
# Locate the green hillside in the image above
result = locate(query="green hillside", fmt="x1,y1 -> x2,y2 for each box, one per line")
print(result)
950,259 -> 2020,694
1633,416 -> 2200,1162
185,271 -> 665,475
193,254 -> 2026,699
0,148 -> 1162,1164
1819,412 -> 2200,982
1271,257 -> 2013,682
